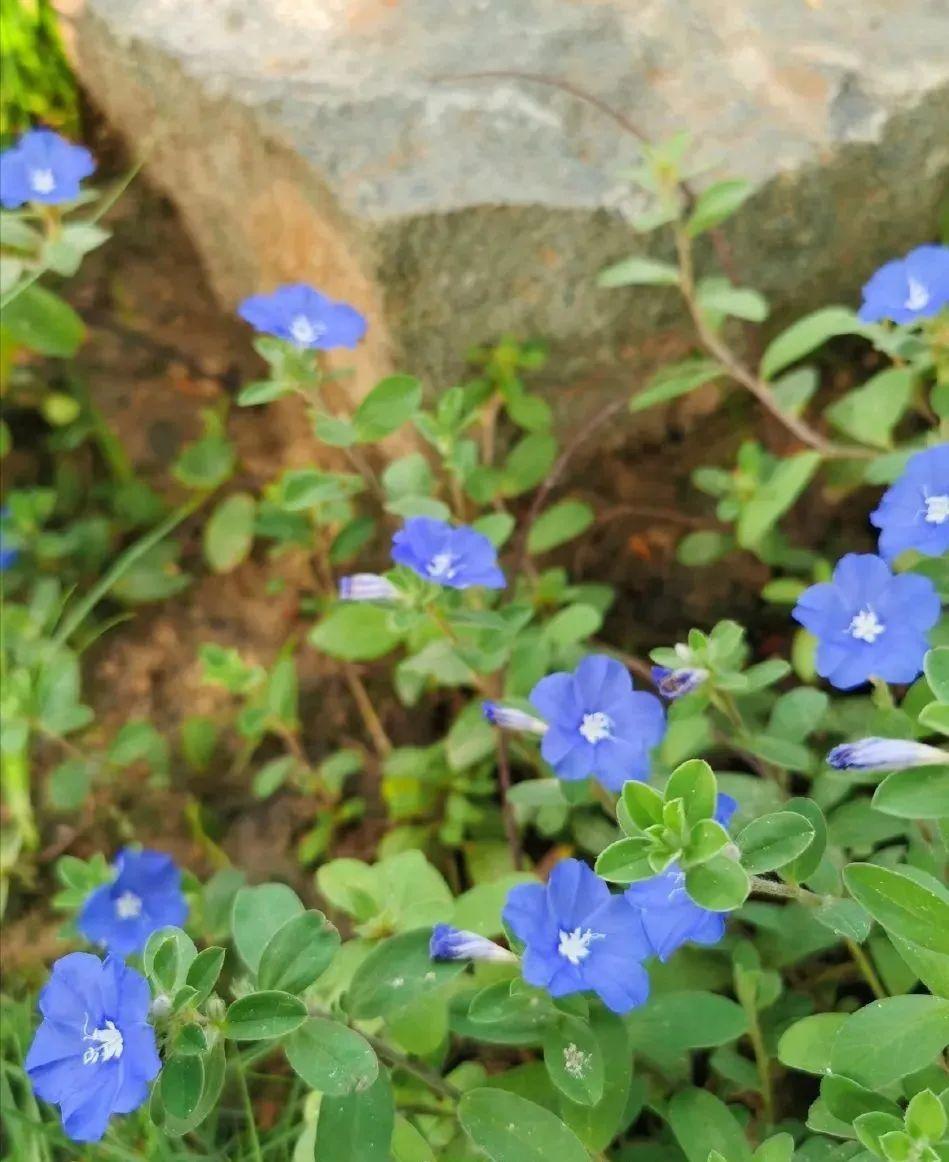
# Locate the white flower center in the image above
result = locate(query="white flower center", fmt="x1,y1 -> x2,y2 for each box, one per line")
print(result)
904,276 -> 930,312
924,494 -> 949,525
288,315 -> 325,345
114,890 -> 142,920
426,551 -> 458,580
849,607 -> 886,644
579,711 -> 612,744
29,168 -> 56,194
557,926 -> 604,966
81,1017 -> 124,1066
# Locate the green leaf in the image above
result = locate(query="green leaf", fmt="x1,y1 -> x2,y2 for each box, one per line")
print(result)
813,898 -> 871,942
697,278 -> 769,322
777,1013 -> 848,1075
676,530 -> 731,566
314,1069 -> 394,1162
237,378 -> 293,405
391,1116 -> 436,1162
185,946 -> 225,1006
595,837 -> 655,883
820,1073 -> 901,1124
621,781 -> 665,832
782,796 -> 827,883
527,501 -> 595,555
666,758 -> 717,825
459,1088 -> 589,1162
737,452 -> 821,547
353,375 -> 423,442
231,883 -> 304,972
872,765 -> 949,819
559,1009 -> 632,1150
627,991 -> 748,1054
160,1054 -> 204,1121
347,929 -> 464,1020
925,647 -> 949,702
685,855 -> 750,910
771,366 -> 819,418
285,1017 -> 378,1096
843,864 -> 949,954
543,1016 -> 604,1105
257,910 -> 341,994
313,415 -> 358,447
310,604 -> 401,661
542,604 -> 603,647
667,1087 -> 754,1162
143,927 -> 196,994
203,492 -> 255,573
760,307 -> 864,380
826,367 -> 916,449
905,1089 -> 947,1142
629,358 -> 721,413
830,995 -> 949,1088
501,433 -> 557,496
686,180 -> 753,236
597,255 -> 680,288
736,811 -> 815,874
223,990 -> 308,1041
0,284 -> 85,356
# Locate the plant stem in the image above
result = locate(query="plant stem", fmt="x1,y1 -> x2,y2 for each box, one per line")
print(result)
673,224 -> 871,461
52,496 -> 204,649
749,875 -> 821,904
231,1045 -> 263,1162
495,734 -> 523,870
745,1001 -> 775,1127
846,938 -> 887,1000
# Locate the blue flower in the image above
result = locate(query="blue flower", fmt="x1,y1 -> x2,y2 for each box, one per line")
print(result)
238,284 -> 367,350
652,664 -> 708,700
482,701 -> 548,735
870,445 -> 949,562
0,507 -> 18,571
391,517 -> 505,590
0,129 -> 95,209
25,952 -> 160,1143
624,866 -> 727,961
338,573 -> 399,602
429,924 -> 516,963
792,553 -> 939,690
858,245 -> 949,324
827,737 -> 949,772
529,655 -> 665,792
715,792 -> 738,829
78,848 -> 187,957
502,858 -> 652,1014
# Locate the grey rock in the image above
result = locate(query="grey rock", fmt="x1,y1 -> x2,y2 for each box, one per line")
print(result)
73,0 -> 949,420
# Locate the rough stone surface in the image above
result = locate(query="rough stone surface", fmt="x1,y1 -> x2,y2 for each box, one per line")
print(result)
73,0 -> 949,415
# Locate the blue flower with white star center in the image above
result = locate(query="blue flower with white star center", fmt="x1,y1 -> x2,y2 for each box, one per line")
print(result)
791,553 -> 939,690
858,245 -> 949,325
870,444 -> 949,562
827,737 -> 949,772
391,517 -> 505,590
238,284 -> 367,350
429,924 -> 516,963
0,129 -> 95,208
502,858 -> 652,1014
25,952 -> 160,1143
78,848 -> 187,957
624,866 -> 727,961
529,655 -> 665,792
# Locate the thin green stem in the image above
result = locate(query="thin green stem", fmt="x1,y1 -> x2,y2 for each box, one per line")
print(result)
846,938 -> 887,1000
232,1045 -> 264,1162
749,875 -> 821,904
745,1001 -> 775,1126
52,495 -> 204,649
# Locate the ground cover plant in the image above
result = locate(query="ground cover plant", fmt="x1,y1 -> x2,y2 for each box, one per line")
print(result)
1,114 -> 948,1162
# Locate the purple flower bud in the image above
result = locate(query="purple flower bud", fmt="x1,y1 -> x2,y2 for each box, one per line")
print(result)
429,924 -> 516,963
652,665 -> 708,700
338,574 -> 399,602
827,737 -> 949,772
482,701 -> 548,735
